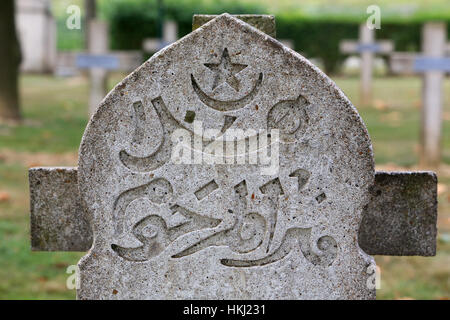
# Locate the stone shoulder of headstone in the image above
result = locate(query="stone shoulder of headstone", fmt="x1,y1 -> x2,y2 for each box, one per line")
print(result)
359,171 -> 437,256
29,167 -> 92,252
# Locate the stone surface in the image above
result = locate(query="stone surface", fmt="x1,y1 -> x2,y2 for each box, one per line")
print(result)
76,13 -> 376,299
359,171 -> 437,256
193,14 -> 276,38
29,167 -> 92,252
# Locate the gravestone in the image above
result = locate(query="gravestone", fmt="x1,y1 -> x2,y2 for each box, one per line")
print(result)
68,21 -> 142,115
29,14 -> 437,300
419,22 -> 447,167
16,0 -> 57,73
389,52 -> 419,75
55,51 -> 142,78
389,22 -> 448,166
340,24 -> 393,105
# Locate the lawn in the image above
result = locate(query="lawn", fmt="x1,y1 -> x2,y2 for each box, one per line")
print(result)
0,73 -> 449,299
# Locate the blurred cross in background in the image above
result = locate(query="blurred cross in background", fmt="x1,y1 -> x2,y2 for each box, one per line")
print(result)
340,24 -> 393,106
142,0 -> 179,54
84,0 -> 97,51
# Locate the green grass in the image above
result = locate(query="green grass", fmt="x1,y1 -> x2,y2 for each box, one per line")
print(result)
0,75 -> 123,153
336,76 -> 450,165
0,74 -> 123,299
0,76 -> 88,153
0,74 -> 448,299
0,162 -> 83,299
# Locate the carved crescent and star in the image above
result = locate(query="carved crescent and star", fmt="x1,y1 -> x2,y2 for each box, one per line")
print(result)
191,48 -> 263,112
204,48 -> 247,92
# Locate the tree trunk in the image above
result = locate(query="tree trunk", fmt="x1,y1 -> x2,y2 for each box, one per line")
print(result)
0,0 -> 21,120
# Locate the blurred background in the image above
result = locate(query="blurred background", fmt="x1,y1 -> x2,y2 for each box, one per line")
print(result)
0,0 -> 449,299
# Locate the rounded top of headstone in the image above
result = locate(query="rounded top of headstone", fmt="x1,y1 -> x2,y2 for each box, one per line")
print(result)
78,14 -> 375,300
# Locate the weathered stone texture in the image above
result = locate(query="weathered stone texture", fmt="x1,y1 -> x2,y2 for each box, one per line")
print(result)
29,167 -> 92,252
359,171 -> 437,256
193,14 -> 276,38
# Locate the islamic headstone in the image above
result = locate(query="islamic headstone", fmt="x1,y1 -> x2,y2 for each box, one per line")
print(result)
29,14 -> 437,300
340,24 -> 393,105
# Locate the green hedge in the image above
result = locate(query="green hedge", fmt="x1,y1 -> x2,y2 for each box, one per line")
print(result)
104,0 -> 265,51
276,14 -> 425,73
97,0 -> 449,74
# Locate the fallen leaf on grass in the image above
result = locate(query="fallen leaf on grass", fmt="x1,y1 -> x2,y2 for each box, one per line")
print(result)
52,262 -> 67,270
373,99 -> 388,111
443,112 -> 450,121
0,191 -> 11,202
414,100 -> 421,109
28,162 -> 42,168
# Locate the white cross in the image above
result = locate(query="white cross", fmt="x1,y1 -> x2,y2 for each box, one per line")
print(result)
340,24 -> 394,106
390,22 -> 448,166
